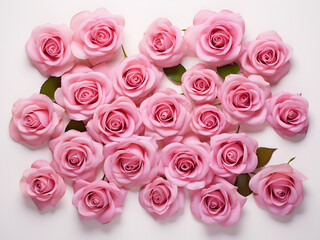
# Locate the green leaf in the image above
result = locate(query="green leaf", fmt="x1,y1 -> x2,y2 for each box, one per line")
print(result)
256,147 -> 277,168
235,174 -> 252,197
287,157 -> 296,164
65,120 -> 86,132
40,77 -> 61,102
217,62 -> 240,78
163,64 -> 186,84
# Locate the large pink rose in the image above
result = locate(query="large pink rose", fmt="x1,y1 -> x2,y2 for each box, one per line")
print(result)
181,64 -> 221,104
249,164 -> 306,216
55,64 -> 115,121
25,23 -> 75,77
190,177 -> 246,226
86,97 -> 143,144
139,18 -> 185,68
9,93 -> 64,146
113,54 -> 163,103
238,31 -> 293,83
220,74 -> 271,125
209,133 -> 258,177
103,136 -> 158,189
20,160 -> 66,211
266,92 -> 309,137
184,10 -> 245,66
49,130 -> 103,181
70,8 -> 125,65
72,180 -> 127,224
139,177 -> 184,220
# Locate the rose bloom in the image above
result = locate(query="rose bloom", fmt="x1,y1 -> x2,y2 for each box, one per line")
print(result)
72,179 -> 127,224
238,31 -> 293,83
140,88 -> 192,143
86,97 -> 143,144
266,92 -> 309,137
49,130 -> 103,181
9,93 -> 64,146
55,64 -> 115,122
20,160 -> 66,211
103,136 -> 158,189
249,164 -> 307,216
209,133 -> 258,177
139,18 -> 185,68
25,23 -> 75,77
220,74 -> 271,125
113,54 -> 163,104
184,10 -> 245,66
181,64 -> 221,104
139,177 -> 184,220
70,8 -> 125,65
190,177 -> 246,226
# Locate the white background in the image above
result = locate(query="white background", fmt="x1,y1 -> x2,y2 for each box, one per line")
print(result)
1,0 -> 320,239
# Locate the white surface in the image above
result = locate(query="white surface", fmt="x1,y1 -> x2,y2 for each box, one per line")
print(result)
1,0 -> 320,239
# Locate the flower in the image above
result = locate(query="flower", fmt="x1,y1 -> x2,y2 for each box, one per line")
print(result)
249,164 -> 307,216
9,93 -> 64,146
20,160 -> 66,210
72,180 -> 127,224
25,23 -> 75,77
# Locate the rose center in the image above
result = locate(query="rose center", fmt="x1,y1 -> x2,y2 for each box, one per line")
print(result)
153,32 -> 173,52
124,68 -> 144,88
91,24 -> 114,47
75,84 -> 99,105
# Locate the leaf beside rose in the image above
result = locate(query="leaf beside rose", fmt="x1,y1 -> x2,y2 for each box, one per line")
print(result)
40,77 -> 61,102
163,64 -> 186,84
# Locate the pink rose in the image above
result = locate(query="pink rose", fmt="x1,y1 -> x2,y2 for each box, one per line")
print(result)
161,136 -> 211,190
139,18 -> 185,68
220,74 -> 271,125
55,64 -> 115,121
140,88 -> 192,143
9,93 -> 64,146
20,160 -> 66,210
190,104 -> 228,139
49,130 -> 103,181
103,136 -> 158,189
190,177 -> 246,226
181,64 -> 221,104
25,23 -> 75,77
209,133 -> 258,177
70,8 -> 125,65
72,179 -> 127,224
249,164 -> 306,216
184,10 -> 245,66
238,31 -> 293,83
86,97 -> 143,144
113,54 -> 163,103
139,177 -> 184,220
266,92 -> 309,137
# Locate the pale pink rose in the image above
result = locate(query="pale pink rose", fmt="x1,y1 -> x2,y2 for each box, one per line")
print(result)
9,94 -> 64,146
20,160 -> 66,211
70,8 -> 125,65
25,23 -> 75,77
140,88 -> 192,143
249,164 -> 306,216
209,133 -> 258,177
55,64 -> 115,121
72,179 -> 127,224
139,18 -> 185,68
139,177 -> 184,220
184,10 -> 245,66
266,92 -> 309,137
238,31 -> 293,83
49,130 -> 103,181
220,74 -> 271,125
181,64 -> 221,104
190,177 -> 246,226
161,136 -> 212,190
103,136 -> 158,189
86,97 -> 143,144
113,54 -> 163,103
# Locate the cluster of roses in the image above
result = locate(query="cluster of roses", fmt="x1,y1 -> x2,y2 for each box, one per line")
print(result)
11,8 -> 308,227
